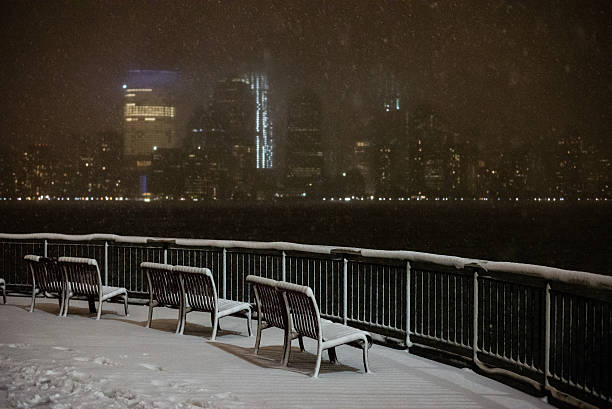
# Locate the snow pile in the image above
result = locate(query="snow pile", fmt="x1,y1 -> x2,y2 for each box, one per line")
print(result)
0,345 -> 233,409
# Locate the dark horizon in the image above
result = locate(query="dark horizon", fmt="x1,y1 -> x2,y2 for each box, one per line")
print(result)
2,0 -> 612,155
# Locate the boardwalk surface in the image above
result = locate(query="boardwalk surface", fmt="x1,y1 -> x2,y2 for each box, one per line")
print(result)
0,296 -> 553,409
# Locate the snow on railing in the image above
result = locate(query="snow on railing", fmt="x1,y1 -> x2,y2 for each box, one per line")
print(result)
1,232 -> 610,289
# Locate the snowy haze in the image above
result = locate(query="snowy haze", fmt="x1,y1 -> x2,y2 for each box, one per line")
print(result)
2,0 -> 611,155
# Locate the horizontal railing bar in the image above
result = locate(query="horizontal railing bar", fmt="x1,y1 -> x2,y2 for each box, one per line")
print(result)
347,318 -> 404,330
411,334 -> 471,348
478,351 -> 545,372
1,232 -> 610,290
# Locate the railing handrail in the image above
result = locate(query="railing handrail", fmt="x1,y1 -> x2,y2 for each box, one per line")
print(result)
1,232 -> 610,290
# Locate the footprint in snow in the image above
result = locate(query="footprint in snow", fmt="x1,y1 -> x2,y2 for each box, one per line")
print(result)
8,343 -> 29,349
93,356 -> 118,366
139,363 -> 163,371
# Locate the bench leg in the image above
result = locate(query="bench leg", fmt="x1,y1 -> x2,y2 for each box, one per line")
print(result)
281,327 -> 292,366
246,308 -> 252,337
210,311 -> 219,341
254,316 -> 263,354
328,347 -> 338,364
29,287 -> 36,312
123,293 -> 129,316
313,341 -> 323,378
176,303 -> 185,334
362,339 -> 371,374
88,296 -> 97,314
58,293 -> 65,317
96,299 -> 102,320
298,335 -> 305,352
63,297 -> 70,317
146,295 -> 154,328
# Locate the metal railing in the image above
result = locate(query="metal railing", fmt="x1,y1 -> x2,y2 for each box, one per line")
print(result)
0,233 -> 610,408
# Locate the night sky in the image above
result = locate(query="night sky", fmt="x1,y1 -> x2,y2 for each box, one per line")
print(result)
2,0 -> 611,154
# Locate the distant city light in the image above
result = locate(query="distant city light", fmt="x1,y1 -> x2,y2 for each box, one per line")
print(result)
122,84 -> 127,89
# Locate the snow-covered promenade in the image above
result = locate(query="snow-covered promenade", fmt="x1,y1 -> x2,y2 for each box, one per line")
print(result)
1,297 -> 553,409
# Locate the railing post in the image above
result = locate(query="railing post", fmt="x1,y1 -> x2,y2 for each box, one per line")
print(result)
544,282 -> 551,390
472,267 -> 479,362
406,261 -> 412,348
163,247 -> 168,265
343,257 -> 348,325
282,251 -> 286,281
222,248 -> 227,299
104,241 -> 109,286
44,239 -> 48,257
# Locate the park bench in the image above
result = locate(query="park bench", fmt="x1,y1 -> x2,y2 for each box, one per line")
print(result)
141,262 -> 183,333
174,265 -> 252,340
277,280 -> 372,377
24,255 -> 65,315
58,256 -> 129,319
246,274 -> 304,362
0,277 -> 5,304
140,262 -> 252,340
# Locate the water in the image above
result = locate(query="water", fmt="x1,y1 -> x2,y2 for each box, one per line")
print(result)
1,201 -> 610,275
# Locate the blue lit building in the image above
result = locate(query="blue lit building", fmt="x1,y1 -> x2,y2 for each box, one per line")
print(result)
123,70 -> 179,158
246,73 -> 273,169
122,70 -> 180,198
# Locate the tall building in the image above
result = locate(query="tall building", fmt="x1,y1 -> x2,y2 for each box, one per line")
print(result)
122,70 -> 179,197
554,131 -> 586,198
123,70 -> 179,157
408,105 -> 449,196
246,73 -> 273,169
368,85 -> 409,197
206,76 -> 257,199
285,89 -> 323,197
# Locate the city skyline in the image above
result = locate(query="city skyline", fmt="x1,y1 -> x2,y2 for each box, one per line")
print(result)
2,0 -> 611,159
1,91 -> 609,201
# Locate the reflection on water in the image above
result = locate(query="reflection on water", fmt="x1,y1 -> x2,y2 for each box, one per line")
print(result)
1,201 -> 610,275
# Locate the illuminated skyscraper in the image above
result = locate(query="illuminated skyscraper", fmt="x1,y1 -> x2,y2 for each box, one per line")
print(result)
207,76 -> 257,199
123,70 -> 178,157
286,89 -> 323,197
246,73 -> 273,169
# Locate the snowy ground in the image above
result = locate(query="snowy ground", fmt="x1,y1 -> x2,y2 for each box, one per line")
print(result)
0,296 -> 553,409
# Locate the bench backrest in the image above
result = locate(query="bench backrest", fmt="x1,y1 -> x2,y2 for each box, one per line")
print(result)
174,265 -> 217,313
276,281 -> 321,341
58,257 -> 101,296
246,275 -> 287,329
24,255 -> 64,294
141,262 -> 180,307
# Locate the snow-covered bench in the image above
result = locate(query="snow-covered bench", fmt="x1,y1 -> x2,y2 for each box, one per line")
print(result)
174,265 -> 252,340
141,262 -> 183,333
246,275 -> 304,361
276,281 -> 372,378
59,257 -> 129,319
0,277 -> 5,304
24,255 -> 65,314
